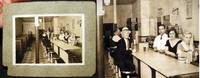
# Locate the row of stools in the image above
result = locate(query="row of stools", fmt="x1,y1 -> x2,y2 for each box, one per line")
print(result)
42,43 -> 60,64
47,47 -> 60,64
108,48 -> 136,78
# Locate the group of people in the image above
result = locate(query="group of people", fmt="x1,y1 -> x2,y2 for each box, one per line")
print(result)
110,27 -> 136,77
153,25 -> 198,63
41,29 -> 78,47
58,30 -> 77,46
109,24 -> 198,77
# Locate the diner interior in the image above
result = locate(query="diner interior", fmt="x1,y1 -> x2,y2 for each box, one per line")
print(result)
15,16 -> 82,64
99,0 -> 199,78
0,0 -> 199,78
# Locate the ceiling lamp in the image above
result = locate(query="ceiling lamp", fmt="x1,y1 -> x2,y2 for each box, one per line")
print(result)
34,16 -> 39,27
39,18 -> 42,22
104,0 -> 110,6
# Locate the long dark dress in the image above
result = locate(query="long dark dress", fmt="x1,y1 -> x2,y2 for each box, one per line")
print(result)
165,40 -> 182,58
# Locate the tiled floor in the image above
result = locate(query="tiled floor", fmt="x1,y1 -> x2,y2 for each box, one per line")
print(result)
19,42 -> 139,78
21,41 -> 50,64
105,52 -> 117,78
104,52 -> 140,78
105,61 -> 116,78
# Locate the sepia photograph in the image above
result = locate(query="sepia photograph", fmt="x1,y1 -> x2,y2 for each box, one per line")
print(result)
1,0 -> 199,78
14,14 -> 84,64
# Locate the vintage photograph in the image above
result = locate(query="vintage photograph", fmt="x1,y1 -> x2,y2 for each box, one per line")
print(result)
14,14 -> 83,64
1,0 -> 199,78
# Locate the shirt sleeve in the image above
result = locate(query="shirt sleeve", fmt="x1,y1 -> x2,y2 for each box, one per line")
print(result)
153,36 -> 158,48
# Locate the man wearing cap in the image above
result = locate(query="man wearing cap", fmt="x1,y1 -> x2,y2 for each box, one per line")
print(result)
115,27 -> 135,73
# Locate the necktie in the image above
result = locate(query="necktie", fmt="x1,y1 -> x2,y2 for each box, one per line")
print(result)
126,39 -> 129,50
160,34 -> 163,40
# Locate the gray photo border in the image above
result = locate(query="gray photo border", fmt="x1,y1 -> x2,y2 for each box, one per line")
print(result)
3,1 -> 96,77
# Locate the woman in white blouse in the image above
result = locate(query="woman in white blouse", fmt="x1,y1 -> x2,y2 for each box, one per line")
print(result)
177,32 -> 196,63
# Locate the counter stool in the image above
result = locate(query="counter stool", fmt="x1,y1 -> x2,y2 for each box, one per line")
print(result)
46,47 -> 51,57
121,71 -> 136,78
48,51 -> 55,63
52,53 -> 60,64
115,66 -> 121,78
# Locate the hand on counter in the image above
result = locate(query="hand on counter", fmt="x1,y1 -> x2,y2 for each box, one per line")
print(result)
133,49 -> 136,53
165,51 -> 176,57
157,50 -> 165,54
153,47 -> 158,52
129,48 -> 136,53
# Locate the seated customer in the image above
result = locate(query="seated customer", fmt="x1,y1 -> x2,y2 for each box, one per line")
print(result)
64,31 -> 70,43
153,25 -> 168,52
58,31 -> 65,41
68,33 -> 77,45
165,29 -> 182,58
177,32 -> 196,63
115,27 -> 135,72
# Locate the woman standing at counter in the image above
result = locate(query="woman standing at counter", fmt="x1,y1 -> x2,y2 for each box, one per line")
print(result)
112,28 -> 121,47
165,29 -> 182,58
110,28 -> 121,64
177,32 -> 196,63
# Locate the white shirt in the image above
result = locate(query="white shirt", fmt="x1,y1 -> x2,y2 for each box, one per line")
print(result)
124,38 -> 129,50
153,33 -> 168,50
59,34 -> 65,41
46,31 -> 50,39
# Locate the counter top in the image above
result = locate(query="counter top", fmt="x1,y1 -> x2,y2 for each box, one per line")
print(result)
132,50 -> 199,77
51,40 -> 80,51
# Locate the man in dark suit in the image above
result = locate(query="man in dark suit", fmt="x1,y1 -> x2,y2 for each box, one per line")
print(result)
115,27 -> 135,72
